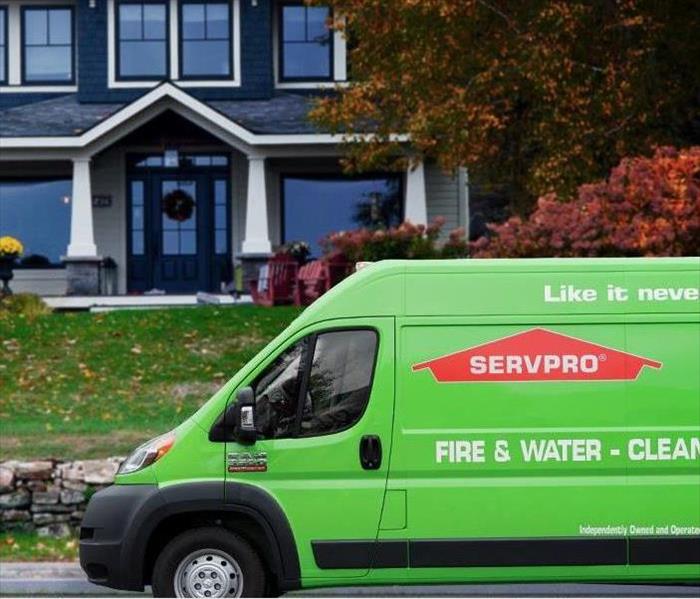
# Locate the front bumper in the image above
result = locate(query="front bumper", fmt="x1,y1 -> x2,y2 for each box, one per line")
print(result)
79,484 -> 165,591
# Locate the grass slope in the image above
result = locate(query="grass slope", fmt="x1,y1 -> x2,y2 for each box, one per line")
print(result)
0,305 -> 300,459
0,532 -> 79,561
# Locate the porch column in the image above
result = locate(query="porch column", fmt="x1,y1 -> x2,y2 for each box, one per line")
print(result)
63,158 -> 101,295
240,155 -> 272,290
242,155 -> 272,254
67,158 -> 97,257
405,160 -> 428,225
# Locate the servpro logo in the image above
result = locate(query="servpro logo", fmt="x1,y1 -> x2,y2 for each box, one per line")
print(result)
412,328 -> 662,383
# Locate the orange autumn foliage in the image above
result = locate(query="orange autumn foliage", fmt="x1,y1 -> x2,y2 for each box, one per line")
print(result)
310,1 -> 700,211
471,147 -> 700,257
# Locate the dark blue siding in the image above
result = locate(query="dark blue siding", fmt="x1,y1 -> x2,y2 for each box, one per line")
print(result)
76,0 -> 273,103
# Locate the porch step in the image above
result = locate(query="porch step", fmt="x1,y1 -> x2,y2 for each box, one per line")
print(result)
43,293 -> 252,312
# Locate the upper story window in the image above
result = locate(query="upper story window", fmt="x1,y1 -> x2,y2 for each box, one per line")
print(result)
279,2 -> 332,82
117,0 -> 168,79
0,8 -> 7,84
21,6 -> 74,84
108,0 -> 240,87
180,1 -> 231,79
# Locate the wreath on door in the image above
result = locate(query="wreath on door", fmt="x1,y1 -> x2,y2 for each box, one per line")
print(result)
162,189 -> 195,222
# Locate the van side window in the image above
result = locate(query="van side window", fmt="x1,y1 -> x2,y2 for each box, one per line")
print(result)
253,337 -> 308,439
299,330 -> 378,437
250,329 -> 378,440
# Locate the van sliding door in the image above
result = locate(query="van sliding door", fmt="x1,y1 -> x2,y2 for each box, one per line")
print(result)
381,318 -> 633,581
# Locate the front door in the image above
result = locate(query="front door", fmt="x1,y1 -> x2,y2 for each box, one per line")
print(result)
225,318 -> 396,580
152,175 -> 208,293
127,154 -> 231,293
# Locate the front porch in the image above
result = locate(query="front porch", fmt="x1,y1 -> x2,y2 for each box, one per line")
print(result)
0,84 -> 467,297
42,293 -> 246,312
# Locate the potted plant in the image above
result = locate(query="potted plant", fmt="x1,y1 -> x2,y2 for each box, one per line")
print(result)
276,241 -> 311,265
0,236 -> 24,296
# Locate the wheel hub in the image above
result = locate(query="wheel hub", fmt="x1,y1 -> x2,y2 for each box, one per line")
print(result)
174,549 -> 243,598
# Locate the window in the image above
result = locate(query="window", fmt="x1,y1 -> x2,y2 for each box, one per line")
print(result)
129,153 -> 229,169
0,8 -> 7,84
279,2 -> 332,81
282,175 -> 402,257
117,0 -> 168,79
214,179 -> 228,254
0,180 -> 72,266
161,180 -> 197,255
22,7 -> 74,83
180,1 -> 231,79
130,180 -> 145,255
253,337 -> 309,440
252,330 -> 378,440
300,330 -> 377,437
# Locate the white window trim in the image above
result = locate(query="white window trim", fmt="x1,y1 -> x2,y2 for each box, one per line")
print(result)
0,0 -> 78,93
273,7 -> 347,90
107,0 -> 241,89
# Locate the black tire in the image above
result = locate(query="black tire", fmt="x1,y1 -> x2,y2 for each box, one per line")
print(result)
151,527 -> 266,598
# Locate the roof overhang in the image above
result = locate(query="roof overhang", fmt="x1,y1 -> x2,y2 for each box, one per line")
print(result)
0,83 -> 407,155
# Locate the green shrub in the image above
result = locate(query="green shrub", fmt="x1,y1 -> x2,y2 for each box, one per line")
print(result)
0,293 -> 52,321
321,217 -> 469,262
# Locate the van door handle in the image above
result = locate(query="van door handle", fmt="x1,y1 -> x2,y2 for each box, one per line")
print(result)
360,435 -> 382,470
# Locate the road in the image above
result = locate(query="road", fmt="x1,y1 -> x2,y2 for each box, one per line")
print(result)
1,562 -> 698,597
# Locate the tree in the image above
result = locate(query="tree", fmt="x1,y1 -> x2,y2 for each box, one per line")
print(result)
470,146 -> 700,257
310,0 -> 700,213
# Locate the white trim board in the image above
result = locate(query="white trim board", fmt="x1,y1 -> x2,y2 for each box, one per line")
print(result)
0,82 -> 408,151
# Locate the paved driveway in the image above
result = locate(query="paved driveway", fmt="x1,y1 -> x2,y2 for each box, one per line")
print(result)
1,562 -> 698,597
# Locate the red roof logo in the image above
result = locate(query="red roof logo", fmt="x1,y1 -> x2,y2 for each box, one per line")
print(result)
412,328 -> 662,383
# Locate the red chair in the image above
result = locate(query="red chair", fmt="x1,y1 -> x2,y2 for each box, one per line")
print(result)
249,256 -> 298,306
294,258 -> 353,306
294,260 -> 327,306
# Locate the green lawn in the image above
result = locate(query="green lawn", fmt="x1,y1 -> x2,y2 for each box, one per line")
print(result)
0,305 -> 301,459
0,532 -> 79,561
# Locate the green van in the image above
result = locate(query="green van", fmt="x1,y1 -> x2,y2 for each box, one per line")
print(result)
80,258 -> 700,597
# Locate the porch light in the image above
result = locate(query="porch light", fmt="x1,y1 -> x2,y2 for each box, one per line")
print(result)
62,195 -> 71,204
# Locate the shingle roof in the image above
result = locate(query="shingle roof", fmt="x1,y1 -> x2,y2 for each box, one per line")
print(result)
209,94 -> 319,134
0,95 -> 125,137
0,91 -> 325,138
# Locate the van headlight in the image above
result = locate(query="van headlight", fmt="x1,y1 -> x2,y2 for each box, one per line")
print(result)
118,432 -> 175,475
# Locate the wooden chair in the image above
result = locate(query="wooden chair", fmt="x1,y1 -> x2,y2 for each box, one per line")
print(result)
249,256 -> 298,306
294,258 -> 353,306
294,260 -> 327,306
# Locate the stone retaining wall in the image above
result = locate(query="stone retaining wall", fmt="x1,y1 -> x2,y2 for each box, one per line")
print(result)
0,458 -> 122,537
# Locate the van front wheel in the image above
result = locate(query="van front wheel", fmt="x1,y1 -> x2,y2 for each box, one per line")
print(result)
151,527 -> 266,598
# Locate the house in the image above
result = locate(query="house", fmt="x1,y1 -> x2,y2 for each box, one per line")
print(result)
0,0 -> 468,296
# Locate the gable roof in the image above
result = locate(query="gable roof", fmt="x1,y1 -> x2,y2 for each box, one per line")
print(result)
0,83 -> 370,150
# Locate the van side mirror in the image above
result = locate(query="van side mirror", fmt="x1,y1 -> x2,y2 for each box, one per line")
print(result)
208,386 -> 257,444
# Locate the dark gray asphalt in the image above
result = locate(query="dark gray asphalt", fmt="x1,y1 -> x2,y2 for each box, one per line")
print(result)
1,562 -> 698,597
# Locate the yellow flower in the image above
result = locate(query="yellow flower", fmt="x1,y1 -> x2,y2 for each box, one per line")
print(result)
0,236 -> 24,257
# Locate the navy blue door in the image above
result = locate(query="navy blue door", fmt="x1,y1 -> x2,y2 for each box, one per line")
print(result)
126,154 -> 232,294
152,175 -> 209,293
